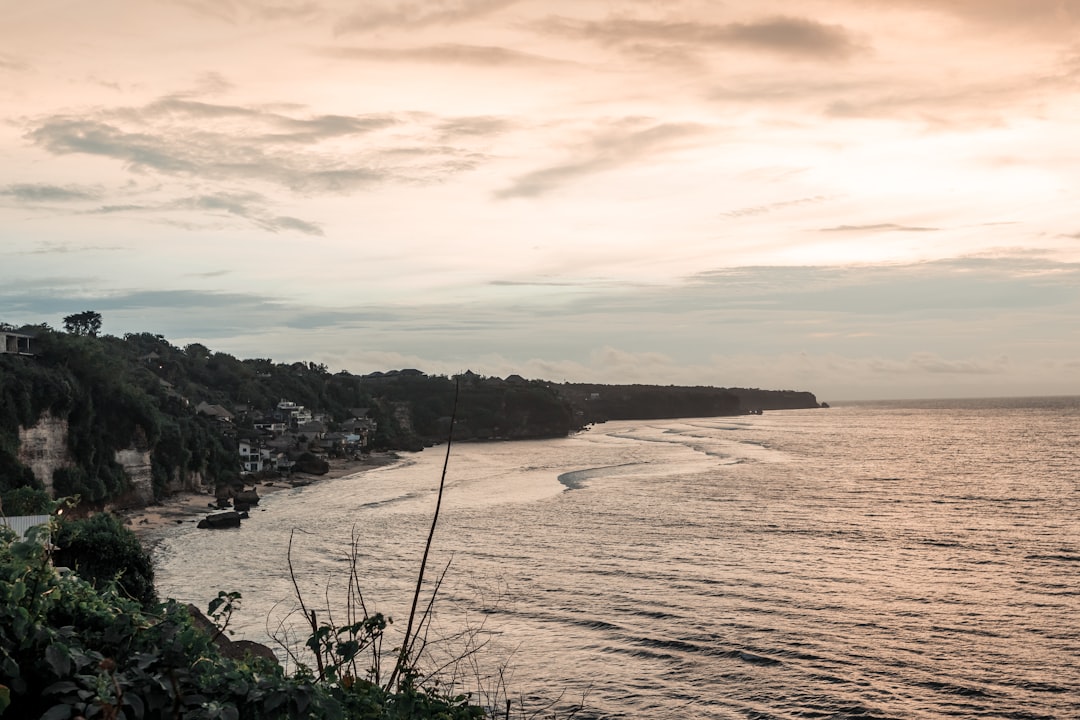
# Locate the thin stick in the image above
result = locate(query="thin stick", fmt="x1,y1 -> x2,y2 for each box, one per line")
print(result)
287,528 -> 325,680
388,379 -> 458,689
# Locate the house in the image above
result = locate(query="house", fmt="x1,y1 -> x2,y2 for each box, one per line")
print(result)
196,402 -> 234,423
0,330 -> 34,355
275,400 -> 312,427
253,419 -> 287,435
341,414 -> 376,446
238,438 -> 263,473
297,420 -> 327,438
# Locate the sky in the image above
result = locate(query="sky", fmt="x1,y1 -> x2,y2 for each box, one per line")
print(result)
3,0 -> 1080,401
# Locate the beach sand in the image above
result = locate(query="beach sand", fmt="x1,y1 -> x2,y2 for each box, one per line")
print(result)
126,453 -> 401,538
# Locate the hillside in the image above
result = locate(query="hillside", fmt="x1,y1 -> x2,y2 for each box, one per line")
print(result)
0,324 -> 820,510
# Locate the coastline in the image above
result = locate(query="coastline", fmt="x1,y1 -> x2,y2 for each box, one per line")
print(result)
126,452 -> 402,539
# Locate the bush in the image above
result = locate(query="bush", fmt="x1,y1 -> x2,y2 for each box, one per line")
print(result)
0,528 -> 488,720
53,512 -> 157,609
0,486 -> 52,516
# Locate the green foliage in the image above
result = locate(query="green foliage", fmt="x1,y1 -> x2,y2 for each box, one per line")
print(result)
0,486 -> 52,515
0,328 -> 239,501
0,530 -> 488,719
53,513 -> 158,609
0,326 -> 578,506
62,310 -> 102,337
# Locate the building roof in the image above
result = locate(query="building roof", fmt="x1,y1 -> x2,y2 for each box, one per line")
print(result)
0,515 -> 51,541
196,402 -> 235,421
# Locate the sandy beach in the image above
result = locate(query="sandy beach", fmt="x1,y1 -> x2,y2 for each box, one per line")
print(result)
126,453 -> 401,538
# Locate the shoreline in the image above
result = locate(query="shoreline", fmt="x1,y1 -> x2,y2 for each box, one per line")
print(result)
126,452 -> 402,539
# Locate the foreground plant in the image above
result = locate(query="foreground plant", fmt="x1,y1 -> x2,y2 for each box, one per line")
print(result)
0,521 -> 484,719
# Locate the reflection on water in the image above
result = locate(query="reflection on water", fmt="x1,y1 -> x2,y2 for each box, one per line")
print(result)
152,398 -> 1080,718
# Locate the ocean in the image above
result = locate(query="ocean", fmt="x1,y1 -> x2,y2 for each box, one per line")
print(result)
150,397 -> 1080,719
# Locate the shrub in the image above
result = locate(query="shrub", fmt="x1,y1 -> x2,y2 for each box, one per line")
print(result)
0,528 -> 488,720
0,486 -> 52,516
53,512 -> 157,609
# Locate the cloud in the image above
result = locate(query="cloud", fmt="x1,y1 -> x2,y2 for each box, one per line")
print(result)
436,116 -> 514,138
681,257 -> 1080,315
335,0 -> 517,33
818,223 -> 940,232
254,1 -> 322,21
489,279 -> 578,287
0,53 -> 28,72
722,195 -> 830,218
138,97 -> 400,142
820,60 -> 1080,126
0,183 -> 101,202
173,0 -> 323,24
859,0 -> 1080,30
25,99 -> 482,198
265,215 -> 324,235
78,191 -> 324,235
496,120 -> 705,199
537,14 -> 864,60
190,72 -> 234,95
320,43 -> 565,67
22,242 -> 125,255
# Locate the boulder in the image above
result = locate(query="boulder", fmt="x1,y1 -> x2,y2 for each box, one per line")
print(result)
233,488 -> 260,511
185,604 -> 279,666
197,510 -> 241,529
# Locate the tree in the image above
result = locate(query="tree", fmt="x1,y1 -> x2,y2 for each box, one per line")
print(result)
62,310 -> 102,336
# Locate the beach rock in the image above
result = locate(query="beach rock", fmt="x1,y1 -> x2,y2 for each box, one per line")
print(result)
197,510 -> 241,529
235,488 -> 260,506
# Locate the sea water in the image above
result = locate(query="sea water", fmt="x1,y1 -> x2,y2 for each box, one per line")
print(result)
150,398 -> 1080,718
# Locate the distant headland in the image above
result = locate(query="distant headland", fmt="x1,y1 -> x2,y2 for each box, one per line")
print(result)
0,321 -> 821,513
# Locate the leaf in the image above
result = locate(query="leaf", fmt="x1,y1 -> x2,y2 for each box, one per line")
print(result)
122,692 -> 145,719
43,680 -> 80,695
0,657 -> 19,681
0,685 -> 9,714
40,704 -> 74,720
46,644 -> 73,677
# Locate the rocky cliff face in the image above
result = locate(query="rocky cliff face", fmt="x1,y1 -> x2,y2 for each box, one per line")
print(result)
114,448 -> 155,506
17,412 -> 72,496
16,413 -> 205,506
165,468 -> 206,495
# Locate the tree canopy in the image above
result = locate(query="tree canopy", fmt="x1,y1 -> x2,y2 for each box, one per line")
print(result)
62,310 -> 102,337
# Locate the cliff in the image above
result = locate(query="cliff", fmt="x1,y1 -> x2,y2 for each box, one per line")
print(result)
16,412 -> 72,496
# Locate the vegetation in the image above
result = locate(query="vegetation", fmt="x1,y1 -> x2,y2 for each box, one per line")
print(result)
62,311 -> 103,337
0,522 -> 487,719
0,323 -> 577,507
0,404 -> 501,719
53,512 -> 158,609
0,315 -> 818,511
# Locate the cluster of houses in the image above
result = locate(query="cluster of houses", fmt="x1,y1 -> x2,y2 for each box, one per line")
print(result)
196,399 -> 377,477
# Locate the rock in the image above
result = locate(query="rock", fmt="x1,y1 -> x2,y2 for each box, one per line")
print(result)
197,510 -> 241,529
235,488 -> 260,507
185,604 -> 279,666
